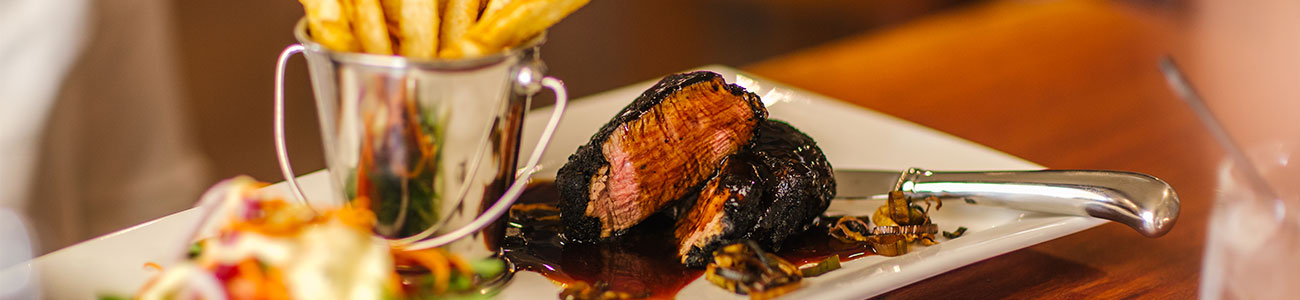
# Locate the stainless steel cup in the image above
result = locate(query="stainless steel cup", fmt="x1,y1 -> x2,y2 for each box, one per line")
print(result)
272,19 -> 567,259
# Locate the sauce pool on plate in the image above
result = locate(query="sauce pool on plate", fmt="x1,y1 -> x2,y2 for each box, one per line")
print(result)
502,181 -> 875,298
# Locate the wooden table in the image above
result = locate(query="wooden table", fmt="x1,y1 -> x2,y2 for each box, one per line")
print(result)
747,0 -> 1217,298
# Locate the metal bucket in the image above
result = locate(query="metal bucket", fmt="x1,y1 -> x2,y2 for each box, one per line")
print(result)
273,19 -> 567,260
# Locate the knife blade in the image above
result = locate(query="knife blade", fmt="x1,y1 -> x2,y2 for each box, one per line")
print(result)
831,168 -> 1180,238
833,169 -> 906,199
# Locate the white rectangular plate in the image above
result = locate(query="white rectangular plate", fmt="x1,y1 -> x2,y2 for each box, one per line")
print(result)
22,65 -> 1102,299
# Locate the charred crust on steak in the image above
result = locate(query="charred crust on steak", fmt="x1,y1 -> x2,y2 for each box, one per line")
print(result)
673,120 -> 836,267
557,71 -> 767,242
744,120 -> 836,251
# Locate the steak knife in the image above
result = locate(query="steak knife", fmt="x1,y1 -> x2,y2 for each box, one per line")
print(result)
832,168 -> 1179,238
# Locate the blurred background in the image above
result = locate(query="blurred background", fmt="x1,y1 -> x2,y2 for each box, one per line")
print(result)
178,0 -> 987,187
15,0 -> 1300,298
10,0 -> 988,254
10,0 -> 1293,268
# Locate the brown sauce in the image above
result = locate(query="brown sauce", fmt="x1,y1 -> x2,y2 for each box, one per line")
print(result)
775,225 -> 877,266
503,181 -> 875,299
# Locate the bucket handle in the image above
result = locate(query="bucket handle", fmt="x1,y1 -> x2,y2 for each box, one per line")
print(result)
274,44 -> 310,203
272,44 -> 569,250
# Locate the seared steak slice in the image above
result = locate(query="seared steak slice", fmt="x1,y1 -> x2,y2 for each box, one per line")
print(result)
557,71 -> 767,241
674,120 -> 835,267
673,153 -> 769,267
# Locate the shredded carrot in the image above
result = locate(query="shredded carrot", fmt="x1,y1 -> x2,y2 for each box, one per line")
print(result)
327,204 -> 377,229
259,200 -> 288,213
216,199 -> 340,237
352,196 -> 372,213
238,259 -> 266,286
132,262 -> 167,298
134,276 -> 163,299
395,248 -> 451,294
143,262 -> 164,272
444,251 -> 474,277
388,272 -> 407,297
402,97 -> 437,177
227,219 -> 306,237
228,276 -> 256,300
356,111 -> 376,202
264,266 -> 292,300
226,259 -> 268,300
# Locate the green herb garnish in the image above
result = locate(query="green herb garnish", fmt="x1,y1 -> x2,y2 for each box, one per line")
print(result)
799,254 -> 842,277
187,241 -> 203,259
943,226 -> 968,239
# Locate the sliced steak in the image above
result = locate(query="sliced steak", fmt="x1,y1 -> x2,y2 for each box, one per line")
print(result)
674,120 -> 835,267
557,71 -> 767,241
673,153 -> 769,267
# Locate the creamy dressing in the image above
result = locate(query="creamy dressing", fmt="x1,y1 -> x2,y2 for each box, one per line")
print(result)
284,219 -> 393,300
138,178 -> 397,300
202,234 -> 294,266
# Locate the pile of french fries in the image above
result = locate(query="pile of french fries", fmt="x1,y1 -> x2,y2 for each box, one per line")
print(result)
297,0 -> 589,59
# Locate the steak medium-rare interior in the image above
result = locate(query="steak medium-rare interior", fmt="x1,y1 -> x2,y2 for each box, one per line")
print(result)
674,120 -> 836,267
557,71 -> 768,241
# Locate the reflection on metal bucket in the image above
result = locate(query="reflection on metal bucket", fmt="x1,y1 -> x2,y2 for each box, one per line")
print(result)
273,19 -> 567,262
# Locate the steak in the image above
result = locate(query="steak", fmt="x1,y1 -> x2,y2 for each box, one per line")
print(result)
557,71 -> 768,241
674,120 -> 836,267
672,152 -> 769,267
746,120 -> 836,249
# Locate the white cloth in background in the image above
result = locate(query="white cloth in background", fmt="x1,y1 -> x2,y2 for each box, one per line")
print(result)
0,0 -> 86,297
26,0 -> 212,254
0,0 -> 88,214
0,0 -> 213,255
0,208 -> 39,299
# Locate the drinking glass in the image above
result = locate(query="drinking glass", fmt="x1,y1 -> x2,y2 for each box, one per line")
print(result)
1200,142 -> 1300,299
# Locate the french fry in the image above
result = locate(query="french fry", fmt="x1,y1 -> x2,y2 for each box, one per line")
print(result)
351,0 -> 394,55
479,0 -> 512,21
339,0 -> 357,35
450,0 -> 589,58
300,0 -> 587,59
397,0 -> 440,59
381,0 -> 404,48
298,0 -> 360,52
439,0 -> 481,57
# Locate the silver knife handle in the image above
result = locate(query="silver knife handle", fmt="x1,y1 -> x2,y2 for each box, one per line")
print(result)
901,168 -> 1179,237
